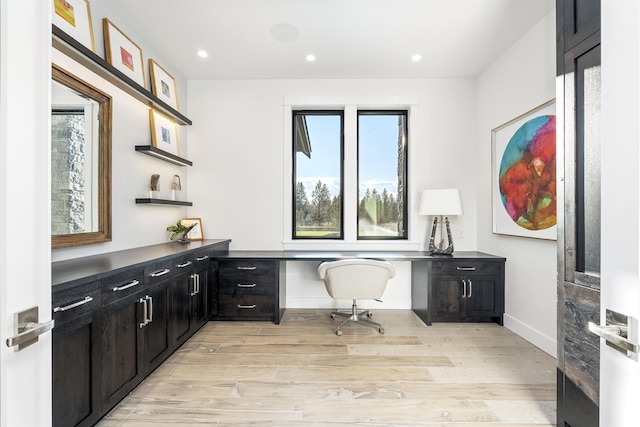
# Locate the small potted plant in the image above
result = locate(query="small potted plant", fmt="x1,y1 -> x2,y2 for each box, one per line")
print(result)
167,219 -> 196,242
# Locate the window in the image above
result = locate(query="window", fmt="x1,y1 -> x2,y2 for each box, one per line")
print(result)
292,108 -> 408,241
293,111 -> 344,239
357,111 -> 408,239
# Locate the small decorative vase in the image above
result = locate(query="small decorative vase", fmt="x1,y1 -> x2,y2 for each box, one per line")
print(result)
177,232 -> 190,243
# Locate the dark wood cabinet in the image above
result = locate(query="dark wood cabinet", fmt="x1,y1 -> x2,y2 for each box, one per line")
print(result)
216,259 -> 284,323
52,284 -> 102,427
52,240 -> 230,427
412,255 -> 505,326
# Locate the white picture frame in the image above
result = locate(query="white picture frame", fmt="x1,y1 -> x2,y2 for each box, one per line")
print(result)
53,0 -> 96,52
149,59 -> 179,110
103,18 -> 145,87
149,109 -> 179,156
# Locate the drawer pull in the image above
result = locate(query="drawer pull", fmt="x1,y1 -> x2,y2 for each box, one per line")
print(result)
150,268 -> 171,277
196,255 -> 209,261
237,304 -> 256,309
456,266 -> 476,271
237,283 -> 256,288
112,280 -> 140,292
139,297 -> 148,328
53,296 -> 93,312
237,266 -> 257,270
177,261 -> 192,268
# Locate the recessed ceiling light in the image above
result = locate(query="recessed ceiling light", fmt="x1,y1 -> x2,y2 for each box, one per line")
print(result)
306,54 -> 316,62
197,50 -> 208,58
411,54 -> 422,62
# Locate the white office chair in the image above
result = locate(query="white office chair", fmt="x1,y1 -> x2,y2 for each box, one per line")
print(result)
317,259 -> 395,336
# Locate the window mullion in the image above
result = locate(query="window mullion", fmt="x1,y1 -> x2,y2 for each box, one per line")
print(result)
343,105 -> 358,241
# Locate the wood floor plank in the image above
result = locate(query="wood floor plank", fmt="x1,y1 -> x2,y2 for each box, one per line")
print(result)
96,310 -> 557,426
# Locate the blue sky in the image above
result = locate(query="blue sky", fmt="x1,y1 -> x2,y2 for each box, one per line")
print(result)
296,113 -> 401,199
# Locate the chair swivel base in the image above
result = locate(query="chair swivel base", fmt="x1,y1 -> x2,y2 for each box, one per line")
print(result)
329,300 -> 384,336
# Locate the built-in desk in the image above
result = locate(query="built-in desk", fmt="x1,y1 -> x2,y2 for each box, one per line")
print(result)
216,250 -> 506,326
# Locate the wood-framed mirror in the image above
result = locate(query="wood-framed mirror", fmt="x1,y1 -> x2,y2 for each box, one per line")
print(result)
51,64 -> 112,249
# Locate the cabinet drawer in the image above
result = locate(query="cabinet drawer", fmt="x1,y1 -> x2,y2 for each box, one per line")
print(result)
145,260 -> 173,286
52,287 -> 101,325
218,295 -> 275,318
432,260 -> 502,276
219,260 -> 277,285
219,279 -> 275,296
102,268 -> 144,304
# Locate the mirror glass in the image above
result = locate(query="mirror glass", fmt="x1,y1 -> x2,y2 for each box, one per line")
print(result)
51,64 -> 112,249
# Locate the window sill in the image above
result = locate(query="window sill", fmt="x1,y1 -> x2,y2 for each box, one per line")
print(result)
282,240 -> 422,252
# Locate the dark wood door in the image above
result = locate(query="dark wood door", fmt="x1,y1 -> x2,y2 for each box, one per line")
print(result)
171,271 -> 193,346
192,263 -> 209,329
101,290 -> 144,410
557,1 -> 601,425
141,281 -> 171,371
466,277 -> 500,321
52,309 -> 101,427
430,276 -> 464,322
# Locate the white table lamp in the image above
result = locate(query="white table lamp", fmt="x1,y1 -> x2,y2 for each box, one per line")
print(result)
419,189 -> 463,255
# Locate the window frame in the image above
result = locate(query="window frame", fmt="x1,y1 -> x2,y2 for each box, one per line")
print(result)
356,109 -> 409,240
291,110 -> 345,240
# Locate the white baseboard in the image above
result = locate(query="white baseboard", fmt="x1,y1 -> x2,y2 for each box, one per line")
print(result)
503,314 -> 557,358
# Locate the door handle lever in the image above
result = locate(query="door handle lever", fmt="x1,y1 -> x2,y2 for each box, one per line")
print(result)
6,307 -> 55,352
588,309 -> 639,355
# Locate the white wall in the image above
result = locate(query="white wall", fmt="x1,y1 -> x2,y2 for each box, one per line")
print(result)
52,3 -> 191,262
476,11 -> 557,356
188,78 -> 478,308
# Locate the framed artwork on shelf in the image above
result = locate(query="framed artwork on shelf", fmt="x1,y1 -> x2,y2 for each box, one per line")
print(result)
149,59 -> 179,110
185,218 -> 203,241
53,0 -> 95,51
102,18 -> 145,87
491,98 -> 557,240
149,109 -> 179,156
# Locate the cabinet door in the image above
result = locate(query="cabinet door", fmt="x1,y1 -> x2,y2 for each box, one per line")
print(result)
141,281 -> 171,371
52,309 -> 101,427
171,272 -> 193,347
430,276 -> 465,322
101,291 -> 144,409
466,277 -> 500,321
192,267 -> 209,329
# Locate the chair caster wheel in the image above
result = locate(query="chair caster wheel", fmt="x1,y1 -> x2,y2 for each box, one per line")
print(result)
336,329 -> 342,336
378,327 -> 384,334
367,312 -> 373,318
330,313 -> 336,319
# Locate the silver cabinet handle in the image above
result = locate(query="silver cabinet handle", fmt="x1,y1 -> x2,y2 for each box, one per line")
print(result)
196,255 -> 209,261
456,266 -> 476,271
237,304 -> 256,309
139,297 -> 148,328
461,280 -> 467,298
589,322 -> 639,354
112,279 -> 140,292
237,266 -> 257,270
237,283 -> 256,288
177,261 -> 192,268
190,274 -> 198,296
146,295 -> 153,324
150,268 -> 170,277
6,320 -> 55,350
196,274 -> 200,294
6,306 -> 55,351
53,296 -> 93,312
468,280 -> 473,298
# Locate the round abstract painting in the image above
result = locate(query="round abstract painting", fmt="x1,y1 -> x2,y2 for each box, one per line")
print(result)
499,115 -> 556,231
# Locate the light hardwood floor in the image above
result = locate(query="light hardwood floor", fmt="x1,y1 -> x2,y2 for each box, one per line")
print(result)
97,309 -> 556,426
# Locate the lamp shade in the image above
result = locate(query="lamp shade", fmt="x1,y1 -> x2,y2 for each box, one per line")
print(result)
419,189 -> 463,216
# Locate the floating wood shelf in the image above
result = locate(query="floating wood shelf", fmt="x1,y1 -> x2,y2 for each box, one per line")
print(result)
135,198 -> 193,206
52,25 -> 192,126
135,145 -> 193,166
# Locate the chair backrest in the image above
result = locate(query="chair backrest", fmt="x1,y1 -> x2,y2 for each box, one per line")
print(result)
317,259 -> 396,300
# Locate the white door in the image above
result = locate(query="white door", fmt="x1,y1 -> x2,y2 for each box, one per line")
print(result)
599,1 -> 640,425
0,1 -> 53,426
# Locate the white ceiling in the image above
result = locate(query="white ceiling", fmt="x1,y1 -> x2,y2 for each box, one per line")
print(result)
104,0 -> 554,80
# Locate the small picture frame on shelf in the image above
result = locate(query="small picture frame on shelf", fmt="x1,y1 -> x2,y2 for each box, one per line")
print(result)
185,218 -> 204,241
103,18 -> 145,87
53,0 -> 96,52
149,59 -> 179,110
149,109 -> 179,156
